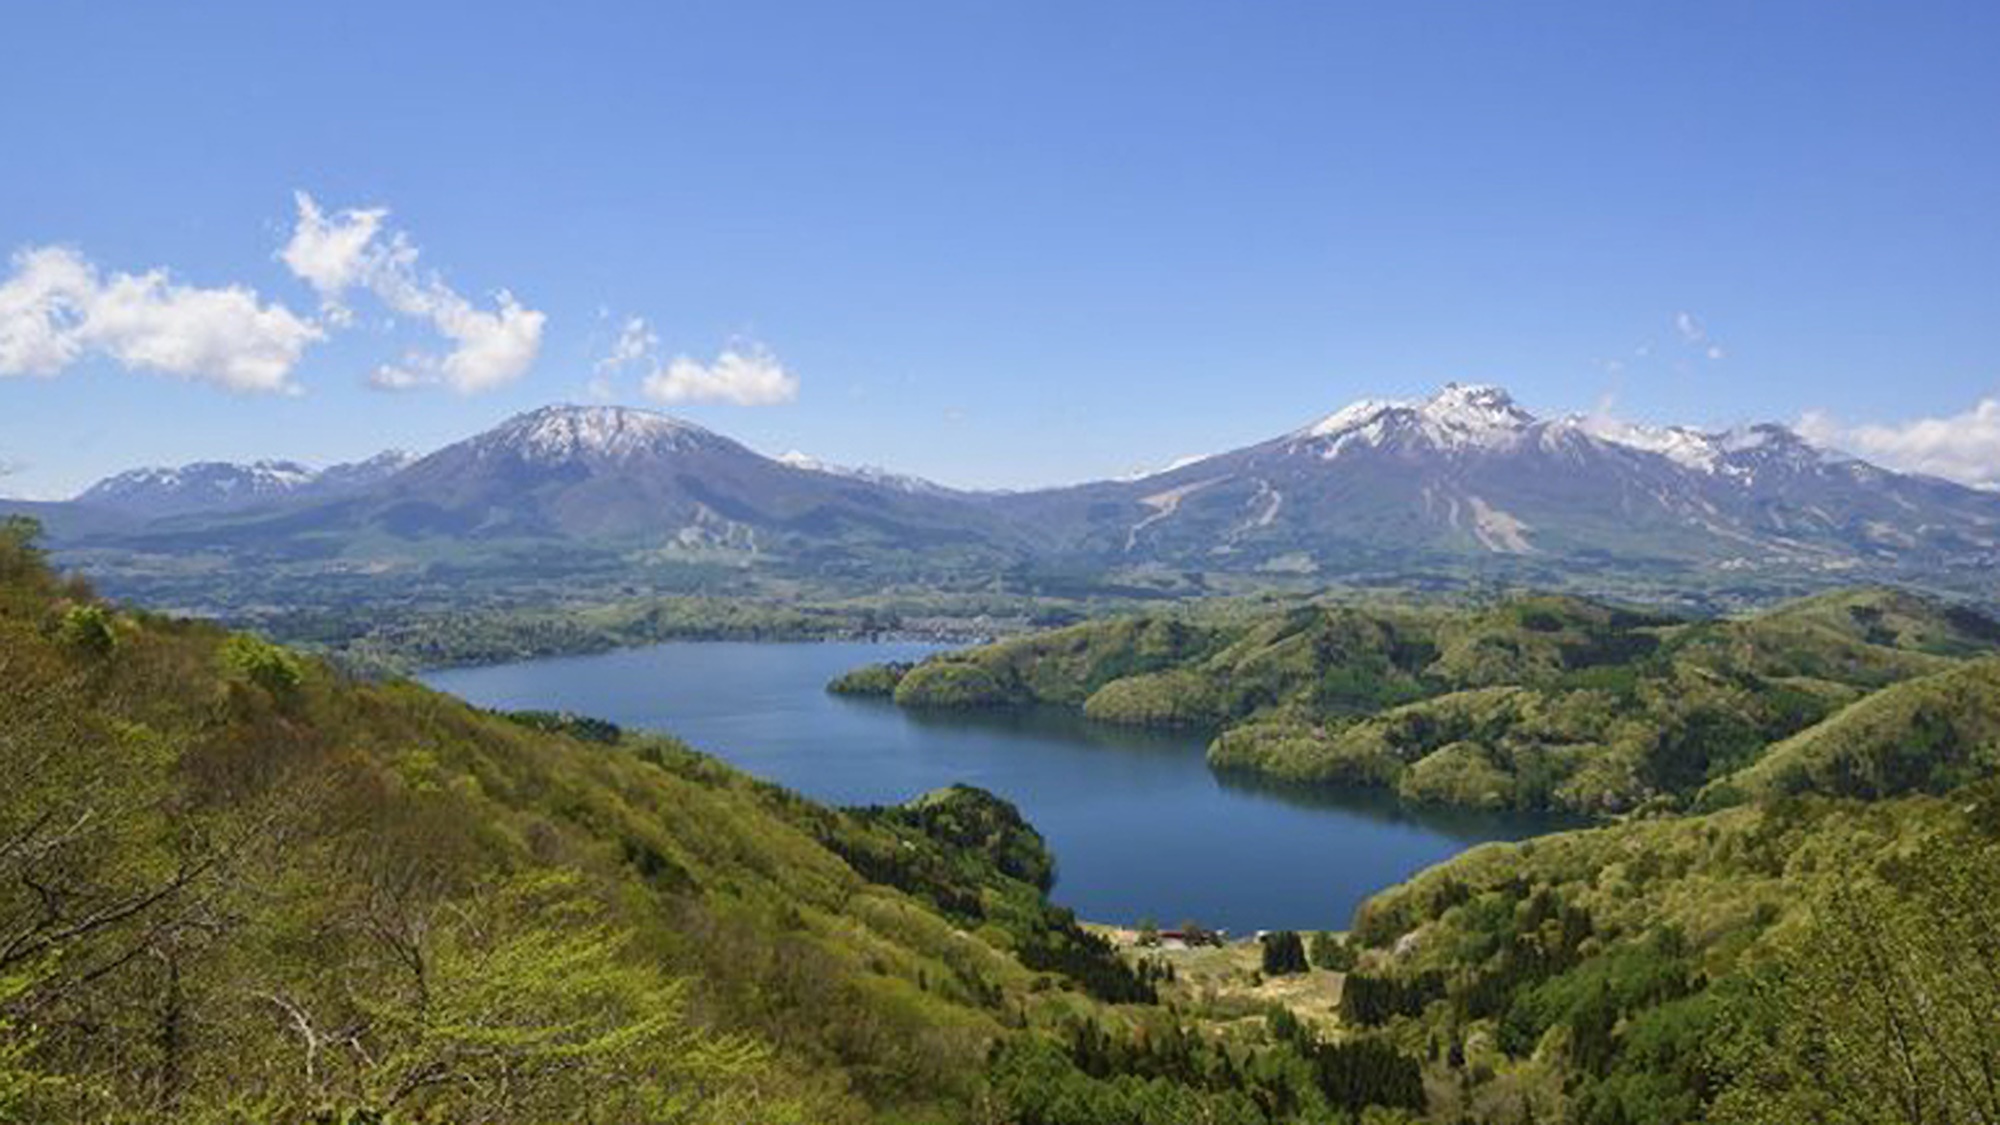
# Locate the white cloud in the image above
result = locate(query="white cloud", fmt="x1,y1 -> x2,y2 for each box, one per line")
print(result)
597,316 -> 657,376
281,192 -> 545,393
642,342 -> 797,406
584,315 -> 655,400
593,313 -> 797,407
0,245 -> 320,392
367,361 -> 429,392
1798,398 -> 2000,489
278,192 -> 386,323
1673,310 -> 1726,361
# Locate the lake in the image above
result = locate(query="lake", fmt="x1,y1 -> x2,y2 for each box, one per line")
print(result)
423,640 -> 1570,933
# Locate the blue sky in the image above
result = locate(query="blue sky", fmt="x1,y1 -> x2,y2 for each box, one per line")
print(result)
3,2 -> 1999,496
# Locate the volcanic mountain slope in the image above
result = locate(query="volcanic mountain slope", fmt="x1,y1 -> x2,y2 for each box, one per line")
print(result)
16,388 -> 2000,608
110,404 -> 1027,574
994,383 -> 2000,584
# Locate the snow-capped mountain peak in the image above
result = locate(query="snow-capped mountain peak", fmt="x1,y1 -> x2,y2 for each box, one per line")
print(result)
478,405 -> 723,464
1292,382 -> 1537,456
1287,384 -> 1852,481
77,453 -> 413,516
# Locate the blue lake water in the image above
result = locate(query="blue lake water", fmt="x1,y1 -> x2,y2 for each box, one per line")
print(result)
423,640 -> 1569,933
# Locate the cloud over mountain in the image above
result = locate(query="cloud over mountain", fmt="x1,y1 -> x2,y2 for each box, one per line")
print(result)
593,314 -> 798,406
642,343 -> 797,406
1798,397 -> 2000,489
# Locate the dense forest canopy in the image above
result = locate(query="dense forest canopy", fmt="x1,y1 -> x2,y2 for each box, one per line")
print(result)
839,591 -> 2000,815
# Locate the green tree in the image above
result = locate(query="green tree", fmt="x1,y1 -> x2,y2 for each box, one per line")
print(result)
346,873 -> 795,1124
1714,845 -> 2000,1125
1261,931 -> 1309,976
1309,931 -> 1354,972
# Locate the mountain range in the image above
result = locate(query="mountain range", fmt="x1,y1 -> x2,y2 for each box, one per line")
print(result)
11,385 -> 1998,612
994,384 -> 1999,581
76,450 -> 417,517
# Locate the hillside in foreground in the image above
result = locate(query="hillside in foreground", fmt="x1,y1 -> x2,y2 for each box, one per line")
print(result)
0,518 -> 1162,1123
6,514 -> 1999,1124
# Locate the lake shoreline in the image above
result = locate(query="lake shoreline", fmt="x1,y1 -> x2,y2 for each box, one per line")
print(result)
422,638 -> 1573,933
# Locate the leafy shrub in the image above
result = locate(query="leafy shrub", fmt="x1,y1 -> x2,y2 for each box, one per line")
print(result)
218,633 -> 306,697
56,604 -> 117,657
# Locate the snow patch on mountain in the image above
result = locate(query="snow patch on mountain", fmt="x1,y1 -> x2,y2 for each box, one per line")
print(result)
1574,417 -> 1726,473
478,405 -> 722,464
78,451 -> 416,515
1288,384 -> 1855,491
1118,453 -> 1212,482
1292,383 -> 1537,456
776,450 -> 955,495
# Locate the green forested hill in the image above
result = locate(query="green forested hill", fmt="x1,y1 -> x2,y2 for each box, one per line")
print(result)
0,518 -> 1448,1124
1713,655 -> 2000,802
1333,787 -> 2000,1124
840,589 -> 2000,814
12,510 -> 2000,1125
0,520 -> 1171,1123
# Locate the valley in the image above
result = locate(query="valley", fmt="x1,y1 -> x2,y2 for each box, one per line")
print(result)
7,388 -> 2000,1125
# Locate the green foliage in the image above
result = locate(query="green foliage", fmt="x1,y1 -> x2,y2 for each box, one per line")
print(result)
0,966 -> 62,1121
829,787 -> 1153,1004
894,784 -> 1057,891
1258,930 -> 1308,976
824,660 -> 910,697
316,596 -> 920,671
863,588 -> 2000,814
0,514 -> 41,558
1719,657 -> 2000,801
893,659 -> 1016,708
218,632 -> 306,696
985,1010 -> 1425,1124
881,615 -> 1231,712
1308,931 -> 1354,972
498,708 -> 624,743
15,528 -> 2000,1124
1338,971 -> 1445,1027
1335,784 -> 2000,1123
1083,668 -> 1222,727
55,602 -> 117,657
1712,800 -> 2000,1124
0,544 -> 1181,1123
347,873 -> 785,1123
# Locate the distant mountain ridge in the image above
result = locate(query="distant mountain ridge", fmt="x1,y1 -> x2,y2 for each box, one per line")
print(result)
107,404 -> 1025,575
78,450 -> 416,517
22,387 -> 2000,611
775,450 -> 961,497
993,383 -> 1998,581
